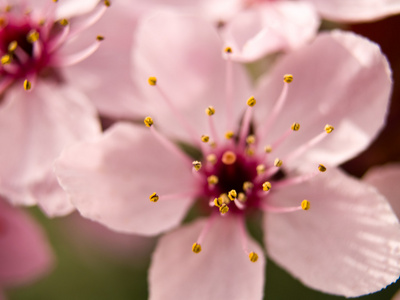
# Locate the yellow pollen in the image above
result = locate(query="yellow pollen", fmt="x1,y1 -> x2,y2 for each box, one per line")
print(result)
1,54 -> 11,65
243,181 -> 254,192
27,30 -> 39,43
38,19 -> 46,26
325,124 -> 334,133
52,0 -> 58,2
144,116 -> 153,127
247,96 -> 256,107
220,193 -> 230,205
245,147 -> 255,157
222,151 -> 236,165
256,164 -> 266,175
262,181 -> 272,192
205,106 -> 215,116
228,190 -> 237,201
274,158 -> 283,167
301,200 -> 310,211
8,41 -> 17,52
246,135 -> 256,144
96,35 -> 104,41
225,131 -> 234,139
283,74 -> 293,83
23,79 -> 31,91
201,135 -> 210,143
224,46 -> 232,53
238,193 -> 247,203
291,122 -> 300,131
210,141 -> 217,149
192,243 -> 202,254
219,204 -> 229,214
214,197 -> 222,208
249,252 -> 259,263
192,161 -> 202,171
104,0 -> 111,7
59,19 -> 68,26
207,175 -> 218,185
264,145 -> 272,153
148,76 -> 157,86
149,192 -> 159,203
318,164 -> 327,172
206,154 -> 217,165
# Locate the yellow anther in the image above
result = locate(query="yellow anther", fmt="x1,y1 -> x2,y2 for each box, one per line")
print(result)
245,147 -> 255,157
222,151 -> 236,165
225,131 -> 234,139
246,135 -> 256,144
206,154 -> 217,165
219,204 -> 229,214
207,175 -> 218,185
104,0 -> 111,6
148,76 -> 157,86
144,116 -> 153,127
318,164 -> 327,172
228,190 -> 237,201
256,164 -> 266,175
214,197 -> 222,208
264,145 -> 272,153
249,252 -> 259,263
274,158 -> 283,167
247,96 -> 256,107
205,106 -> 215,116
224,46 -> 232,53
192,161 -> 202,171
149,192 -> 159,203
243,181 -> 254,192
201,135 -> 210,143
192,243 -> 202,254
52,0 -> 58,2
38,19 -> 46,26
238,193 -> 247,203
291,122 -> 300,131
219,193 -> 230,205
27,30 -> 39,43
59,19 -> 68,26
283,74 -> 293,83
8,41 -> 17,52
301,200 -> 310,210
210,141 -> 217,149
23,79 -> 31,91
96,35 -> 104,41
325,124 -> 334,133
262,181 -> 272,192
1,54 -> 11,65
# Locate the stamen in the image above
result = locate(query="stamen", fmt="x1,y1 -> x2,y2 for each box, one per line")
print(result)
234,199 -> 246,210
249,252 -> 259,263
192,243 -> 201,253
1,54 -> 11,65
148,76 -> 157,86
7,41 -> 17,52
291,122 -> 300,131
256,164 -> 266,175
264,145 -> 272,153
243,181 -> 254,193
225,131 -> 234,139
224,47 -> 232,53
228,189 -> 237,201
274,158 -> 283,167
149,192 -> 159,202
269,122 -> 300,154
201,135 -> 210,143
318,164 -> 327,172
192,161 -> 202,171
59,18 -> 68,26
206,106 -> 219,145
219,193 -> 230,205
325,124 -> 334,133
207,175 -> 219,185
225,46 -> 233,131
213,197 -> 222,207
261,201 -> 309,213
144,116 -> 153,127
23,79 -> 32,91
219,204 -> 229,214
238,216 -> 259,263
239,96 -> 256,147
26,30 -> 39,43
221,151 -> 236,165
205,106 -> 215,116
149,191 -> 198,202
262,181 -> 271,192
206,154 -> 217,165
238,192 -> 247,202
283,74 -> 293,83
301,200 -> 310,210
193,213 -> 217,253
272,167 -> 320,189
246,135 -> 256,145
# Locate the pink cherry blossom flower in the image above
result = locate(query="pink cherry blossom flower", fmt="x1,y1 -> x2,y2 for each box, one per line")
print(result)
0,198 -> 53,298
55,11 -> 400,299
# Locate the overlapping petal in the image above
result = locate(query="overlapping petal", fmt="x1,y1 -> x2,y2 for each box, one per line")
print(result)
0,83 -> 100,216
149,216 -> 265,300
255,30 -> 391,169
55,122 -> 197,235
265,167 -> 400,297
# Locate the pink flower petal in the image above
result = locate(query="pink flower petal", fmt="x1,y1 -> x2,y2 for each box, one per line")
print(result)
265,167 -> 400,297
0,199 -> 53,287
149,216 -> 265,300
55,0 -> 99,19
255,30 -> 391,169
55,122 -> 197,235
132,10 -> 252,141
0,83 -> 100,216
223,1 -> 320,62
363,163 -> 400,219
304,0 -> 400,22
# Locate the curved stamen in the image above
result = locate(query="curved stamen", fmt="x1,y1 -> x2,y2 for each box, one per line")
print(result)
238,96 -> 256,148
149,190 -> 198,203
238,216 -> 259,262
225,47 -> 234,132
206,106 -> 220,145
192,212 -> 218,253
261,199 -> 310,213
48,21 -> 70,53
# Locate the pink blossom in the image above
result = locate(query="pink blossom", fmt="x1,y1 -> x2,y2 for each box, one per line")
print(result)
0,198 -> 53,297
55,12 -> 400,299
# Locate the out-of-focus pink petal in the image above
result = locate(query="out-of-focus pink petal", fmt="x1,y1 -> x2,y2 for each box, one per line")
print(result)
0,199 -> 53,287
223,1 -> 319,62
55,0 -> 99,19
265,167 -> 400,297
132,10 -> 252,141
304,0 -> 400,22
255,30 -> 391,169
0,83 -> 100,216
55,122 -> 197,235
149,216 -> 265,300
363,163 -> 400,219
